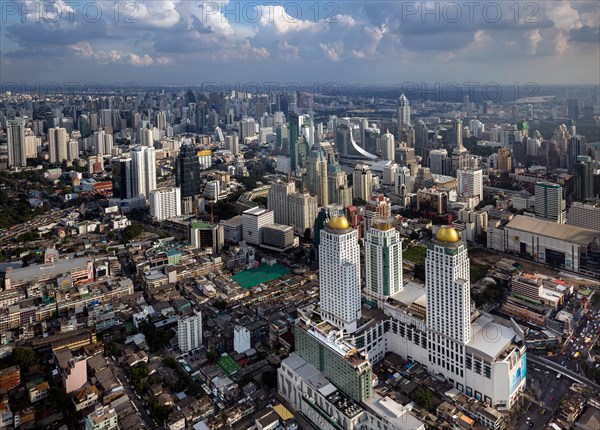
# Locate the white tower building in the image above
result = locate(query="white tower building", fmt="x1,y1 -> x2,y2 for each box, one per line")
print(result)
319,216 -> 361,334
397,94 -> 411,128
48,127 -> 68,164
426,227 -> 471,379
242,207 -> 274,245
177,311 -> 202,353
457,168 -> 483,201
365,219 -> 403,306
131,145 -> 157,199
149,187 -> 182,221
381,130 -> 395,161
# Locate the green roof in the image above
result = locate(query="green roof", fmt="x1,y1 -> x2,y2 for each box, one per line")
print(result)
217,355 -> 242,376
191,221 -> 213,229
232,264 -> 290,289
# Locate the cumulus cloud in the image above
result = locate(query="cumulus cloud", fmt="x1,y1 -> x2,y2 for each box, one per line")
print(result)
70,42 -> 172,67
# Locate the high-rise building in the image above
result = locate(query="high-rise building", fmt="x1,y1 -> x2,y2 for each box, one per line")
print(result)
131,145 -> 157,199
319,216 -> 361,334
288,191 -> 318,236
567,135 -> 585,173
365,219 -> 402,307
149,187 -> 181,221
568,201 -> 600,231
352,164 -> 373,202
7,118 -> 26,167
363,194 -> 391,233
428,149 -> 452,175
48,127 -> 68,164
225,134 -> 239,155
327,164 -> 352,208
242,207 -> 274,245
156,111 -> 167,131
267,180 -> 295,225
175,142 -> 201,209
110,157 -> 132,199
305,143 -> 328,207
381,130 -> 395,161
552,124 -> 570,154
497,147 -> 513,173
573,156 -> 594,202
288,112 -> 300,171
177,311 -> 202,353
451,119 -> 470,174
457,168 -> 483,201
535,182 -> 566,223
93,130 -> 113,155
397,94 -> 410,129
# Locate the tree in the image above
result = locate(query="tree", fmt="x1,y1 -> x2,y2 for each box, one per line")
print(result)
12,347 -> 36,369
412,387 -> 433,411
164,357 -> 177,369
122,224 -> 144,242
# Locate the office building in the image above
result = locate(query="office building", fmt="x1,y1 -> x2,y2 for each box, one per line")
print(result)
428,149 -> 452,175
352,164 -> 373,203
177,311 -> 202,353
568,201 -> 600,231
7,118 -> 27,167
567,136 -> 585,173
319,216 -> 361,334
175,142 -> 201,213
365,219 -> 402,306
289,112 -> 300,171
288,191 -> 318,236
149,187 -> 181,221
225,134 -> 239,155
110,157 -> 132,199
48,127 -> 68,164
457,168 -> 483,201
242,207 -> 274,245
267,181 -> 295,225
261,224 -> 295,251
573,156 -> 594,202
131,145 -> 156,199
535,182 -> 566,223
305,143 -> 329,207
190,221 -> 224,254
381,130 -> 395,161
397,94 -> 410,128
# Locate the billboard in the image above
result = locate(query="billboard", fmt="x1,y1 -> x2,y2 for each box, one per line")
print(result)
510,353 -> 526,394
197,150 -> 212,157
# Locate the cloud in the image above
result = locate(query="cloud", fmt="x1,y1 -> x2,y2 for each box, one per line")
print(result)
70,42 -> 172,67
258,5 -> 318,34
320,42 -> 343,62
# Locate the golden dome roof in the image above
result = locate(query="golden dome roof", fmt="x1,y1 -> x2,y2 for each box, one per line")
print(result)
328,216 -> 350,230
434,226 -> 460,243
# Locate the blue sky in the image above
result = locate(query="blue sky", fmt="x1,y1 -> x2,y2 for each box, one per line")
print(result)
1,1 -> 599,85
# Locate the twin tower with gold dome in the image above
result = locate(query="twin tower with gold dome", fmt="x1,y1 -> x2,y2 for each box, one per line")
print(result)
327,216 -> 461,244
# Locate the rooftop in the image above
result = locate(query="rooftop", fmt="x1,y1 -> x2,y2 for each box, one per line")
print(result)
467,314 -> 518,361
506,215 -> 598,245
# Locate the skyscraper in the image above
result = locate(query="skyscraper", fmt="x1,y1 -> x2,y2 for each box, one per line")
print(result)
352,164 -> 373,202
288,112 -> 300,171
305,143 -> 328,207
363,194 -> 391,234
497,147 -> 513,173
319,216 -> 361,334
573,156 -> 594,202
457,168 -> 483,201
381,130 -> 395,161
48,127 -> 68,164
567,135 -> 585,174
177,311 -> 202,353
426,227 -> 471,378
131,146 -> 157,199
175,142 -> 201,205
365,219 -> 402,307
288,191 -> 318,236
7,118 -> 26,167
267,180 -> 296,225
535,182 -> 566,223
397,94 -> 410,129
110,157 -> 132,199
225,134 -> 239,155
327,164 -> 352,208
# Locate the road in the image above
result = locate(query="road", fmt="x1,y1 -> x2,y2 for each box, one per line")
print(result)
527,355 -> 600,393
0,208 -> 71,244
107,358 -> 157,430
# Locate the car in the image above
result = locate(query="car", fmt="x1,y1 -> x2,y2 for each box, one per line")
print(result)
529,423 -> 534,428
541,409 -> 546,415
526,417 -> 531,422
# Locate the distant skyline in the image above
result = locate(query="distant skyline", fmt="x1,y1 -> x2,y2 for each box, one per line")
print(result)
1,1 -> 599,85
